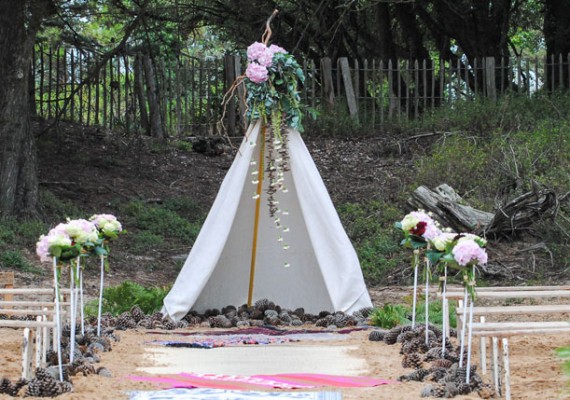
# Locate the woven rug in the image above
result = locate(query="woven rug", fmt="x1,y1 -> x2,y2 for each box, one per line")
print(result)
129,373 -> 392,390
129,388 -> 342,400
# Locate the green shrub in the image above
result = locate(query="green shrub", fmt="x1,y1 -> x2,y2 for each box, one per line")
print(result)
338,201 -> 407,285
557,346 -> 570,384
85,281 -> 170,316
0,250 -> 44,274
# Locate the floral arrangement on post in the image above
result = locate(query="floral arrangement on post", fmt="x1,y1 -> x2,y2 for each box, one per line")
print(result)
35,215 -> 124,371
396,209 -> 488,382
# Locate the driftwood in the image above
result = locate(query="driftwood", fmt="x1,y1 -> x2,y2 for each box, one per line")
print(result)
408,184 -> 558,236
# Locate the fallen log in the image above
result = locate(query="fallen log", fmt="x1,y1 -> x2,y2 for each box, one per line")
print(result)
407,185 -> 493,232
407,183 -> 558,236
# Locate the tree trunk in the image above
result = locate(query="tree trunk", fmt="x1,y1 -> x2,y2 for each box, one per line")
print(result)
134,54 -> 150,135
543,0 -> 570,90
142,54 -> 166,139
0,1 -> 48,218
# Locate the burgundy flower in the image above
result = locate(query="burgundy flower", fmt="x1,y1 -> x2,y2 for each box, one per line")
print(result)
410,221 -> 427,236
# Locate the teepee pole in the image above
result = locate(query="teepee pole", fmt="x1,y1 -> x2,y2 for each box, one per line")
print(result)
247,124 -> 266,306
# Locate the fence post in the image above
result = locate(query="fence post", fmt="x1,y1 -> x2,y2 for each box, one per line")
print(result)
485,57 -> 497,100
233,55 -> 246,132
339,57 -> 358,121
320,57 -> 335,108
224,54 -> 237,136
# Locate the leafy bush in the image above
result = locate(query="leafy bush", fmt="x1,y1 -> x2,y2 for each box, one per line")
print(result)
85,281 -> 170,316
39,189 -> 81,219
370,304 -> 409,329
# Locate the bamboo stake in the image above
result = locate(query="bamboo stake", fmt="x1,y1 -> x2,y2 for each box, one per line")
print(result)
480,316 -> 487,374
466,296 -> 475,383
79,263 -> 84,335
247,124 -> 266,306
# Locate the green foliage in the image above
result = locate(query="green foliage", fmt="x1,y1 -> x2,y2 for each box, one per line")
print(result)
122,200 -> 201,242
85,281 -> 170,316
0,218 -> 47,247
370,299 -> 457,329
370,304 -> 410,329
162,197 -> 204,224
174,140 -> 193,152
414,94 -> 570,210
338,201 -> 407,285
0,250 -> 44,275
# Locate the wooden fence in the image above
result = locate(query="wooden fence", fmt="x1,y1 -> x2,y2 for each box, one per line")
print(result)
32,46 -> 570,136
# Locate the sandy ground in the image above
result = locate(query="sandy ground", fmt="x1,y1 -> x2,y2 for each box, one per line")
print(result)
0,325 -> 569,400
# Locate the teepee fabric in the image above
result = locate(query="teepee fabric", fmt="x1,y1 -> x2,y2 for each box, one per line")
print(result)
162,121 -> 372,320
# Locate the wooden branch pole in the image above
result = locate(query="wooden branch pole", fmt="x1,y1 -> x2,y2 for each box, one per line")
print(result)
248,125 -> 266,306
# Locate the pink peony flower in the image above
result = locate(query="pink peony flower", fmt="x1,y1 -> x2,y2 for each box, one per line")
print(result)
401,210 -> 441,240
247,42 -> 267,62
452,239 -> 488,266
246,62 -> 269,83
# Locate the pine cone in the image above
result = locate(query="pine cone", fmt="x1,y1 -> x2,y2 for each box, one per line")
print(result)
130,305 -> 146,323
398,368 -> 429,382
402,352 -> 424,369
368,330 -> 385,342
477,383 -> 496,399
431,358 -> 453,369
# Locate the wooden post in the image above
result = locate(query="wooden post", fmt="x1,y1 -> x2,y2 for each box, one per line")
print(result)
502,338 -> 511,400
224,54 -> 237,136
485,57 -> 497,100
0,271 -> 14,299
480,316 -> 487,374
339,57 -> 358,121
492,337 -> 500,395
22,328 -> 33,380
321,58 -> 335,108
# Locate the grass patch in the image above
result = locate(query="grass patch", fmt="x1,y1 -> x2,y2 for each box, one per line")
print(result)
338,200 -> 407,285
123,200 -> 202,243
0,250 -> 44,275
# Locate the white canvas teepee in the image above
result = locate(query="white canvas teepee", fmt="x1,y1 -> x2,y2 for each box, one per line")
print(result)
162,121 -> 372,321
